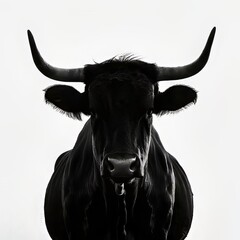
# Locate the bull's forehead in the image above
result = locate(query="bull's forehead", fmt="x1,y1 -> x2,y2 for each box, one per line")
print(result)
88,72 -> 154,115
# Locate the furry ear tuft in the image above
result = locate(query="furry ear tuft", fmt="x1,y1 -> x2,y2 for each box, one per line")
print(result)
44,85 -> 89,120
154,85 -> 197,115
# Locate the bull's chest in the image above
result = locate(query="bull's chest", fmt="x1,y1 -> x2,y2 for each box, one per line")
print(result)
86,185 -> 152,240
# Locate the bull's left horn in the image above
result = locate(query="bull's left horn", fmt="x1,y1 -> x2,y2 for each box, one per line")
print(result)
27,30 -> 85,82
156,27 -> 216,81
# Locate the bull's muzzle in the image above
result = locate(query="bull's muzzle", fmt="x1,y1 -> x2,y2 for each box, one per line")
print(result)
102,153 -> 143,183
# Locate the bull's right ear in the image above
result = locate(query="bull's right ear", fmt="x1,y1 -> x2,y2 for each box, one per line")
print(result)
44,85 -> 90,120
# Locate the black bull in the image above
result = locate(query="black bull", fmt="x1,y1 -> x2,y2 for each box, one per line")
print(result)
28,28 -> 215,240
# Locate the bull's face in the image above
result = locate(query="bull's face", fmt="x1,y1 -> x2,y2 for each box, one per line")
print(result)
43,70 -> 198,185
89,72 -> 154,183
27,28 -> 215,184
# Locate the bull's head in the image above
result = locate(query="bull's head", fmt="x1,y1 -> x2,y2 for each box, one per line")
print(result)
28,28 -> 215,186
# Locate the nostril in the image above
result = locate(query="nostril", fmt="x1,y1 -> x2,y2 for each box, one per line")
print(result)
107,161 -> 114,172
107,156 -> 139,178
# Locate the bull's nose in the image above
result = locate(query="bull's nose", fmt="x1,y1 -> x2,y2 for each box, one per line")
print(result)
104,154 -> 142,182
108,157 -> 137,174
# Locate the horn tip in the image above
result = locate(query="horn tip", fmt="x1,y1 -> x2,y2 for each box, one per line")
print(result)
27,30 -> 34,41
211,27 -> 216,36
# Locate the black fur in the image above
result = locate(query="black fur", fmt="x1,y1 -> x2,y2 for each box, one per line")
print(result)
83,56 -> 158,85
44,59 -> 197,120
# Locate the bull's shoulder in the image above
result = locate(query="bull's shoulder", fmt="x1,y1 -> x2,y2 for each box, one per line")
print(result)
54,151 -> 70,170
148,127 -> 174,187
168,154 -> 194,235
168,154 -> 193,195
149,127 -> 191,188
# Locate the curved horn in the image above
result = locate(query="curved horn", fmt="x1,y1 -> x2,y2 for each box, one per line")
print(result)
157,27 -> 216,81
27,30 -> 84,82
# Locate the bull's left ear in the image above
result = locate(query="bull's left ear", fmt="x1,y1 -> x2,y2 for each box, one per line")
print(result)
154,85 -> 197,115
44,85 -> 90,120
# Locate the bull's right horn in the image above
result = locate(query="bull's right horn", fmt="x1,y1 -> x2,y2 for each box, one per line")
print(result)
156,27 -> 216,81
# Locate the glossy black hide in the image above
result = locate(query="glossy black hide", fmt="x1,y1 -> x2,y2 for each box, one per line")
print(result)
28,28 -> 215,240
44,121 -> 193,240
43,61 -> 195,240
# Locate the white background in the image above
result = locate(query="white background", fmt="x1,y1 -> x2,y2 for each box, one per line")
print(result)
1,1 -> 239,239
